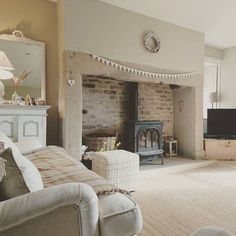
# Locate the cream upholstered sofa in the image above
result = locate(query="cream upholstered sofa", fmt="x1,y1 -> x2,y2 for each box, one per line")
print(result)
0,145 -> 142,236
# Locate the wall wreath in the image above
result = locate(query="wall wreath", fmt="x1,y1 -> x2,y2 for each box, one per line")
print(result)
143,32 -> 161,53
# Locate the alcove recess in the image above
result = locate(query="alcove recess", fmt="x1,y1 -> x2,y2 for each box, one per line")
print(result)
60,51 -> 204,160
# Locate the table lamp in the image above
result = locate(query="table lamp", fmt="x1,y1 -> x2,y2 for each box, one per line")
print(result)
0,50 -> 14,101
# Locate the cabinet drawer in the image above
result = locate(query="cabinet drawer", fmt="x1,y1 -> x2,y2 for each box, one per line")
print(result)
0,116 -> 18,141
222,140 -> 232,147
0,106 -> 49,147
19,116 -> 43,141
204,139 -> 236,160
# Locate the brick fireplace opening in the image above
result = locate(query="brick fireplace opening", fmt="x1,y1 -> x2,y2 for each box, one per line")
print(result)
82,75 -> 173,159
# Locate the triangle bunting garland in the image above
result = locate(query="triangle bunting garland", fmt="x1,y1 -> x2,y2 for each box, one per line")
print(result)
91,54 -> 200,80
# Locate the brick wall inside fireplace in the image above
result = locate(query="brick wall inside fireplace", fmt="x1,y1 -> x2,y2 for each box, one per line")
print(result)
138,83 -> 173,137
82,76 -> 173,143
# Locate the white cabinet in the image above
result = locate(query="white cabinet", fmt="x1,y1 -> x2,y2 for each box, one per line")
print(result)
0,105 -> 50,146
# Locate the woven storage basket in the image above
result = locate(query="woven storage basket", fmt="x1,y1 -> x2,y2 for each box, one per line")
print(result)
90,150 -> 139,191
83,134 -> 117,151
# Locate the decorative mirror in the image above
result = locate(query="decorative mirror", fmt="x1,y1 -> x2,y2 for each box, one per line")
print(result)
0,30 -> 45,101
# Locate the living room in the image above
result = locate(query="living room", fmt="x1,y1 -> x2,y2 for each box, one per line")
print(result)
0,0 -> 236,236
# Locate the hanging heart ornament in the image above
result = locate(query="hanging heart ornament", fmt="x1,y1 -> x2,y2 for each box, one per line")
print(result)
67,78 -> 75,86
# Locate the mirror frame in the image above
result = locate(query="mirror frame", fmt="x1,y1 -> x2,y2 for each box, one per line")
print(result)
0,30 -> 46,100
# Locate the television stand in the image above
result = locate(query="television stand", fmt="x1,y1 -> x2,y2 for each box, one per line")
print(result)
204,134 -> 236,139
204,138 -> 236,160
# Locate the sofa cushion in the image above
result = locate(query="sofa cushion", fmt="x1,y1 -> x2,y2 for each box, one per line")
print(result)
98,193 -> 142,236
0,131 -> 20,157
0,148 -> 29,201
15,139 -> 43,155
0,131 -> 44,192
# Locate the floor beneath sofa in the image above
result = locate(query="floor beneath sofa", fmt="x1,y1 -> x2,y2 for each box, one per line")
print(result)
133,160 -> 236,236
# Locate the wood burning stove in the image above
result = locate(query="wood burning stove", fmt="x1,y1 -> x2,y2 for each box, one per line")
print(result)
125,120 -> 163,163
124,82 -> 164,164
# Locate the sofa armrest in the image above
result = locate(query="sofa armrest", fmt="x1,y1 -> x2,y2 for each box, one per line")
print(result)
0,183 -> 99,236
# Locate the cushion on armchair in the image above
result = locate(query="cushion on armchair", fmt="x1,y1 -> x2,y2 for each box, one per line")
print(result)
0,148 -> 29,201
15,139 -> 43,155
0,131 -> 43,193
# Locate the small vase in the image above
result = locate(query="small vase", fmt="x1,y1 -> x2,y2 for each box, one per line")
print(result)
11,91 -> 19,105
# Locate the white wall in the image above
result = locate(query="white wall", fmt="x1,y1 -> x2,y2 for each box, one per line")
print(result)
173,87 -> 194,157
203,64 -> 218,118
220,46 -> 236,108
205,45 -> 224,60
173,86 -> 204,159
58,0 -> 205,159
62,0 -> 204,72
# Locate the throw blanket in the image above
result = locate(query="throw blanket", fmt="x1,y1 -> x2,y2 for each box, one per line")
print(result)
26,146 -> 127,196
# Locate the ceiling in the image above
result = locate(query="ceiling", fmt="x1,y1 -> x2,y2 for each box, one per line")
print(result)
99,0 -> 236,49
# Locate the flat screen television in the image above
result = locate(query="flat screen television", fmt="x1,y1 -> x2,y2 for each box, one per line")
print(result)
207,109 -> 236,137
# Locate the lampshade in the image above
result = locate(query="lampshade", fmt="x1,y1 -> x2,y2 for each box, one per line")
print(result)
0,68 -> 13,80
209,92 -> 218,103
0,50 -> 14,71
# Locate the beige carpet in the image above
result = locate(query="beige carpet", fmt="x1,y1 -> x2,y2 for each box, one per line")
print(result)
133,162 -> 236,236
